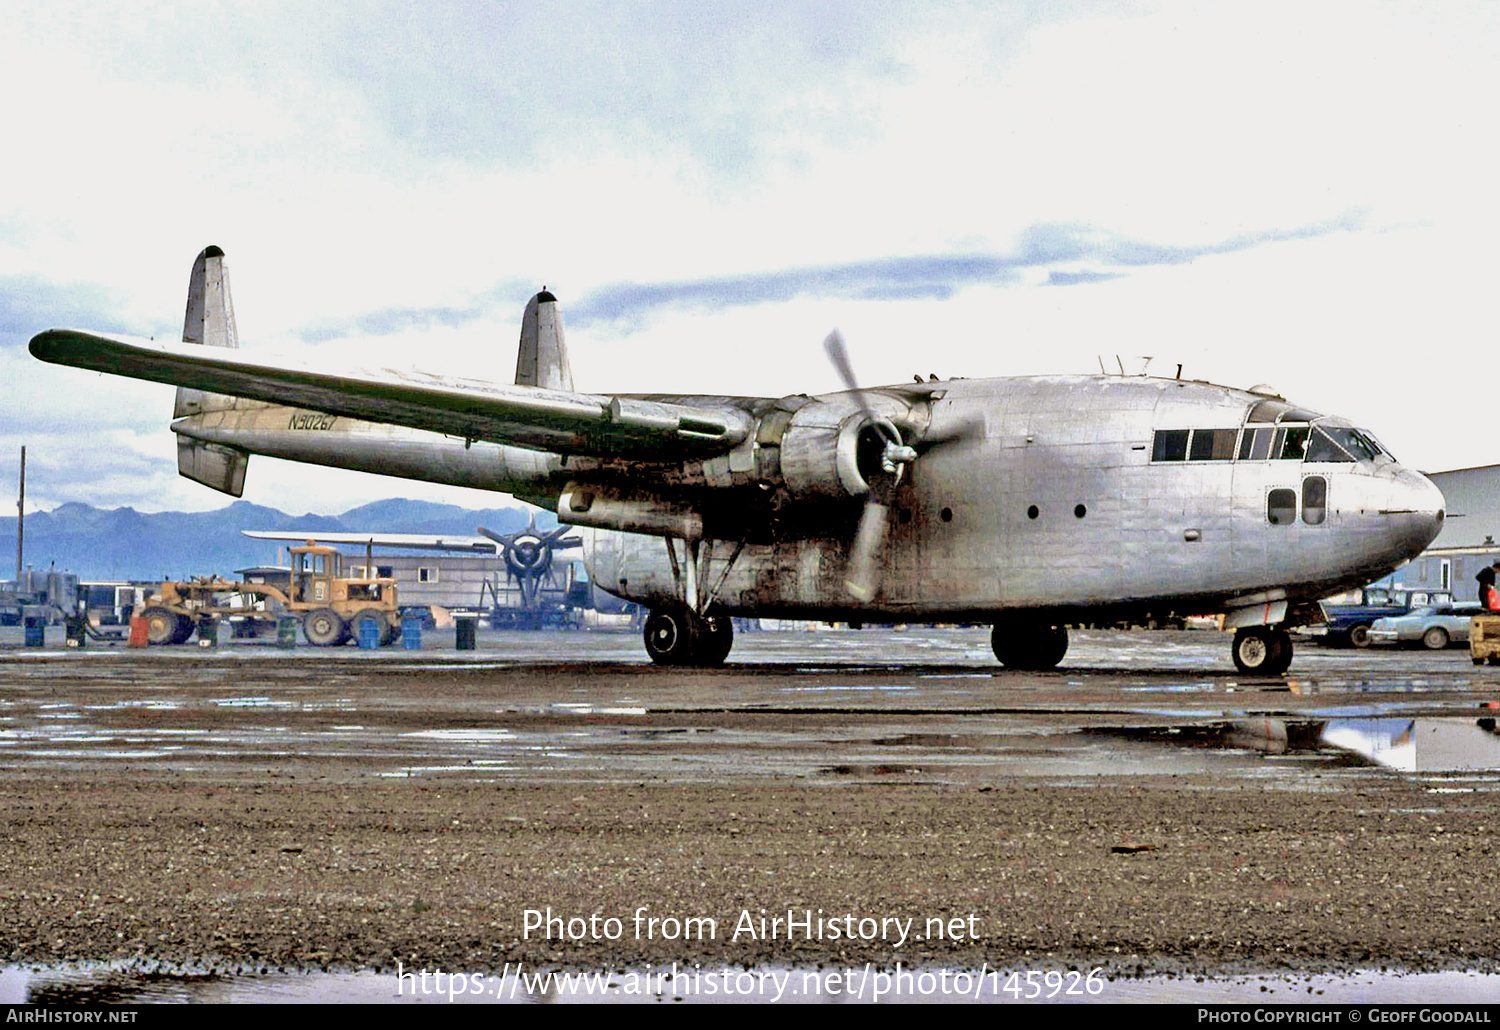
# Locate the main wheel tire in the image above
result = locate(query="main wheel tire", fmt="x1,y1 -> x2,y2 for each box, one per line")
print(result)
990,621 -> 1068,670
141,606 -> 183,646
1232,627 -> 1293,675
1348,624 -> 1373,649
644,608 -> 698,666
302,608 -> 347,647
1421,626 -> 1450,650
692,611 -> 734,667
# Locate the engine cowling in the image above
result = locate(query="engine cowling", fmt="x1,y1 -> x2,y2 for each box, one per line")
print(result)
776,399 -> 905,500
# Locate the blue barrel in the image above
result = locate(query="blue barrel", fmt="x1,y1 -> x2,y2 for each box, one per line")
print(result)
401,616 -> 422,650
22,617 -> 44,648
276,616 -> 298,649
358,617 -> 381,649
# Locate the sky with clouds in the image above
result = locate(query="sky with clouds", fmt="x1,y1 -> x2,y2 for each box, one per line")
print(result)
2,0 -> 1497,514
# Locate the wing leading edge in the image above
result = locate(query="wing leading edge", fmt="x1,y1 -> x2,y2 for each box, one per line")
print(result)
29,329 -> 752,462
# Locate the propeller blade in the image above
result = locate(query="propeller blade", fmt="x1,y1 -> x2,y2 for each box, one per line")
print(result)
476,526 -> 514,549
845,498 -> 889,602
823,329 -> 901,446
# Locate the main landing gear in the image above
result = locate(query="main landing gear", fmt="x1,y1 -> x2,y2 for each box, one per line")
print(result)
1231,625 -> 1293,675
643,605 -> 734,667
990,619 -> 1069,670
643,536 -> 746,667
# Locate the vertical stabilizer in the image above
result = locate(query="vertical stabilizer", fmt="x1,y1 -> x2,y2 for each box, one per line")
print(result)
175,246 -> 250,496
514,290 -> 575,392
174,245 -> 239,418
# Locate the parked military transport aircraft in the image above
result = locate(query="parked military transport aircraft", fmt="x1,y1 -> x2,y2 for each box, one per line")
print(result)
30,247 -> 1445,673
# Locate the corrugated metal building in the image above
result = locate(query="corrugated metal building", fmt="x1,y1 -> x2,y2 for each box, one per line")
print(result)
1369,464 -> 1500,602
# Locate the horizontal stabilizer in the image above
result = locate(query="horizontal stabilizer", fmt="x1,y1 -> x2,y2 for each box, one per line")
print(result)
177,437 -> 249,497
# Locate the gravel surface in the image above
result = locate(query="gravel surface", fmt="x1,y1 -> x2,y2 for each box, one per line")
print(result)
2,775 -> 1495,976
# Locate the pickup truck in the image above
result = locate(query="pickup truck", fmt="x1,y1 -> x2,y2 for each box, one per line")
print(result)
1314,587 -> 1454,648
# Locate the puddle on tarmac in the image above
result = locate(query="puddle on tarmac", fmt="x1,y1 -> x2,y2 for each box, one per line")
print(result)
4,962 -> 1499,1004
1093,715 -> 1500,776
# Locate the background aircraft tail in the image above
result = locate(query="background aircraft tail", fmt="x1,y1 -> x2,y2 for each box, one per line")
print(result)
514,289 -> 575,392
174,245 -> 250,496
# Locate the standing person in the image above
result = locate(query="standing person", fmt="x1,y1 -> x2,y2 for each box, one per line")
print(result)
1480,562 -> 1500,611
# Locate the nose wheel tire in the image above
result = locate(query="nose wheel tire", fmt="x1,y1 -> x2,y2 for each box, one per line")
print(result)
643,607 -> 734,667
1232,626 -> 1293,675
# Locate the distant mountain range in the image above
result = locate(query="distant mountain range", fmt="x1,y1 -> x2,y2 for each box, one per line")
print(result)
0,499 -> 545,581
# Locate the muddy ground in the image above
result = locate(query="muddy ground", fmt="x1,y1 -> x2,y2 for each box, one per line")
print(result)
1,629 -> 1498,978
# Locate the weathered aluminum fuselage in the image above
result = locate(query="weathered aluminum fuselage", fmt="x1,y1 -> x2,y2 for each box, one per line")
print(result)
174,374 -> 1445,623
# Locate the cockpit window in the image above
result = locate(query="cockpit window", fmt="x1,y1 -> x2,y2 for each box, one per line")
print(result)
1326,427 -> 1382,462
1279,408 -> 1319,423
1247,400 -> 1284,423
1305,427 -> 1355,462
1303,426 -> 1386,463
1247,399 -> 1324,423
1153,422 -> 1392,465
1189,428 -> 1239,461
1358,430 -> 1394,462
1278,426 -> 1310,460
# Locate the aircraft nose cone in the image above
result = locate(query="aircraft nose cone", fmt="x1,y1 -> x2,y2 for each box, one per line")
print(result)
1395,469 -> 1446,558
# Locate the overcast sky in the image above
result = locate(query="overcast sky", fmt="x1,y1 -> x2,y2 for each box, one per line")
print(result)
3,1 -> 1497,514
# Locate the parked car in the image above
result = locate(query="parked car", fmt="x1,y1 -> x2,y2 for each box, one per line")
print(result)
1315,587 -> 1454,647
1367,603 -> 1484,650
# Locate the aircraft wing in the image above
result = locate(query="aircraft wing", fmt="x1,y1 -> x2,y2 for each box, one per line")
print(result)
243,530 -> 500,553
30,330 -> 752,460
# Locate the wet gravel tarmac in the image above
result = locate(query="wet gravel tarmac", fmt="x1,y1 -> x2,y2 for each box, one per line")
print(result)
2,627 -> 1499,996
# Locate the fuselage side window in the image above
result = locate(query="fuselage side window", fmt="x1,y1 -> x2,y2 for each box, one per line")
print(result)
1267,488 -> 1297,526
1302,476 -> 1327,525
1152,429 -> 1189,462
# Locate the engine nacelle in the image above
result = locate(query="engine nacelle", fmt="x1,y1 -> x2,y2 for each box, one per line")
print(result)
776,399 -> 903,500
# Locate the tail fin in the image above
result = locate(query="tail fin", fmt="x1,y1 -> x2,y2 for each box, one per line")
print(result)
514,290 -> 575,392
174,245 -> 239,415
175,245 -> 250,496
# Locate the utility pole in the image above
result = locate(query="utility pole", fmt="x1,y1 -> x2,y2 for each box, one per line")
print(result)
15,446 -> 24,587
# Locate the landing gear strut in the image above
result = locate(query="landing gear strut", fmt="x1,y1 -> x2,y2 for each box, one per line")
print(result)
990,620 -> 1069,670
643,536 -> 744,667
1231,625 -> 1293,675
